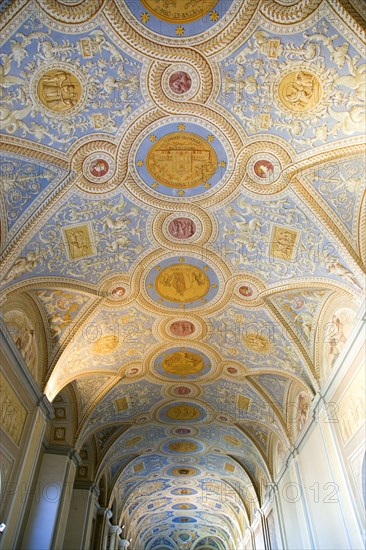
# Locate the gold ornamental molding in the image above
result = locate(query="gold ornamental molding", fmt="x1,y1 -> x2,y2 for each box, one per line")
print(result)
284,141 -> 366,274
1,277 -> 102,300
43,298 -> 102,382
0,175 -> 81,275
0,135 -> 69,170
285,140 -> 366,177
329,0 -> 366,41
291,178 -> 365,274
261,280 -> 354,301
233,424 -> 272,472
0,0 -> 28,32
241,377 -> 290,438
265,299 -> 319,387
360,194 -> 366,266
75,374 -> 124,429
36,0 -> 104,24
260,0 -> 323,24
116,108 -> 163,178
194,1 -> 258,56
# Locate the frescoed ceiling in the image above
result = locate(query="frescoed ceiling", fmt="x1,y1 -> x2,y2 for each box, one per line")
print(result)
1,0 -> 365,548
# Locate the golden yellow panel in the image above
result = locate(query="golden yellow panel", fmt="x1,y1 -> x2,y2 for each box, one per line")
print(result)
166,404 -> 201,420
223,434 -> 241,447
225,463 -> 235,472
140,0 -> 218,23
243,333 -> 270,353
172,467 -> 196,476
93,335 -> 119,355
37,69 -> 82,112
115,396 -> 129,411
162,351 -> 204,375
0,374 -> 27,446
168,441 -> 198,452
134,462 -> 144,472
156,264 -> 210,302
146,132 -> 218,188
63,224 -> 94,260
125,436 -> 142,447
278,71 -> 322,113
270,225 -> 299,261
237,395 -> 250,410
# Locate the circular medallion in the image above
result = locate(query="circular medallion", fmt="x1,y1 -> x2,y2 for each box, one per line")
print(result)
169,71 -> 192,94
239,285 -> 253,297
254,160 -> 274,179
163,351 -> 203,375
83,152 -> 115,184
167,441 -> 198,453
226,366 -> 238,375
173,517 -> 197,523
37,69 -> 82,112
162,212 -> 202,244
159,402 -> 206,424
173,503 -> 197,510
223,434 -> 241,447
172,427 -> 193,436
134,414 -> 149,424
247,153 -> 281,185
171,467 -> 198,476
99,277 -> 130,306
154,348 -> 211,381
145,256 -> 220,309
171,487 -> 198,495
166,383 -> 201,399
90,158 -> 109,178
133,121 -> 230,199
111,286 -> 125,298
278,70 -> 322,113
168,405 -> 199,421
92,335 -> 119,354
169,320 -> 196,336
140,0 -> 218,23
33,64 -> 88,119
146,132 -> 217,188
168,217 -> 196,239
235,281 -> 260,302
125,436 -> 142,447
162,64 -> 199,102
171,386 -> 192,396
156,264 -> 209,302
243,332 -> 271,353
125,366 -> 141,377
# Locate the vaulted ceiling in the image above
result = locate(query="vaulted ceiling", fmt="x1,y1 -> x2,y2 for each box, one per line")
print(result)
1,0 -> 365,548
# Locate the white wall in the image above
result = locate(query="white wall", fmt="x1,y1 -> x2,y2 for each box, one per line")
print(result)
264,305 -> 365,550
